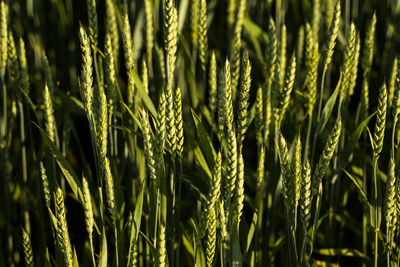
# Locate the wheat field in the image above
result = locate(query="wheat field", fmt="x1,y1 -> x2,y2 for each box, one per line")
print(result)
1,0 -> 400,266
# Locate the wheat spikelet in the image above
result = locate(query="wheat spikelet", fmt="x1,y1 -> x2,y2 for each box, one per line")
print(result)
339,23 -> 356,100
165,82 -> 176,154
218,199 -> 228,250
293,134 -> 302,210
223,59 -> 238,199
175,87 -> 184,157
7,31 -> 19,87
217,69 -> 225,140
255,86 -> 264,145
265,18 -> 276,141
18,38 -> 29,92
278,134 -> 294,214
348,33 -> 360,97
44,84 -> 56,143
0,1 -> 8,79
205,205 -> 217,267
312,118 -> 342,196
389,58 -> 398,110
105,0 -> 119,63
128,243 -> 138,267
42,52 -> 55,97
104,157 -> 117,220
104,32 -> 117,117
190,0 -> 199,46
396,164 -> 400,243
40,162 -> 51,208
373,83 -> 387,158
227,0 -> 236,30
233,152 -> 245,226
198,0 -> 208,71
361,81 -> 370,119
86,0 -> 98,47
278,53 -> 296,123
156,223 -> 166,267
121,13 -> 135,105
163,0 -> 178,83
392,60 -> 400,122
300,158 -> 311,229
209,52 -> 217,117
255,146 -> 265,205
144,0 -> 154,61
142,59 -> 149,95
82,176 -> 94,239
236,52 -> 251,147
230,0 -> 246,92
157,90 -> 167,157
361,13 -> 376,83
200,152 -> 222,238
278,25 -> 287,88
79,26 -> 94,117
296,26 -> 304,72
384,157 -> 397,249
55,188 -> 73,267
96,87 -> 108,159
311,0 -> 321,42
305,23 -> 319,116
323,0 -> 334,29
322,1 -> 340,72
141,110 -> 157,182
22,227 -> 33,266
